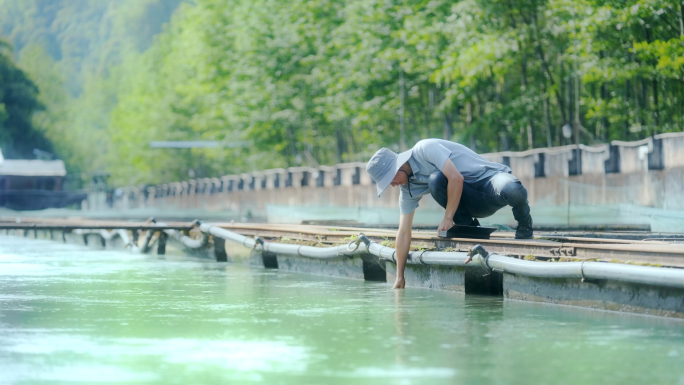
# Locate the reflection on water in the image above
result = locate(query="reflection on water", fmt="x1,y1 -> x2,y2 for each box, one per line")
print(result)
1,235 -> 683,384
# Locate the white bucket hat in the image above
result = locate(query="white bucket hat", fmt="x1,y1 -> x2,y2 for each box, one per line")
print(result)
366,147 -> 413,197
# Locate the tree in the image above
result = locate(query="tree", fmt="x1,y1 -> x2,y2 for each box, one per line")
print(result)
3,0 -> 684,185
0,39 -> 51,159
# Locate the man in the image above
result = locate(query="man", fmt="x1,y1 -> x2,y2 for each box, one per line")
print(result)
366,138 -> 533,289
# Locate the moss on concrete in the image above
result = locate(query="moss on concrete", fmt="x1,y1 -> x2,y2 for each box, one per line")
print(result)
277,236 -> 339,248
608,259 -> 664,267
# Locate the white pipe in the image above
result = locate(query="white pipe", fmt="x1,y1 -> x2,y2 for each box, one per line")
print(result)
164,229 -> 208,249
582,261 -> 684,289
487,255 -> 582,278
75,228 -> 136,250
200,224 -> 684,289
367,242 -> 471,265
486,255 -> 684,289
200,222 -> 368,258
263,242 -> 358,258
200,223 -> 257,248
366,237 -> 684,289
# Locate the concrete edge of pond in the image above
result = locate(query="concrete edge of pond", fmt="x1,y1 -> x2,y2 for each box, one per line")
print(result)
3,224 -> 684,320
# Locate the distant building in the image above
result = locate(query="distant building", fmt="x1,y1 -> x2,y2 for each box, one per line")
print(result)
0,149 -> 86,210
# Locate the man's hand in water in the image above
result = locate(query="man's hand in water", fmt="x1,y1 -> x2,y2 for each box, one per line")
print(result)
393,277 -> 405,289
438,218 -> 454,234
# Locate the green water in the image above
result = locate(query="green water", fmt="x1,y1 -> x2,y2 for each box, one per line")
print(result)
1,236 -> 684,384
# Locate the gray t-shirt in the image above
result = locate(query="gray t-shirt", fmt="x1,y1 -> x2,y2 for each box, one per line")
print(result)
399,139 -> 511,214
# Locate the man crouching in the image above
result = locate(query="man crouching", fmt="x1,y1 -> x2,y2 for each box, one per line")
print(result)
366,138 -> 533,289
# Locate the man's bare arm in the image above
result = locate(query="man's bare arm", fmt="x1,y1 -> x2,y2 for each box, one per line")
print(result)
438,158 -> 465,233
393,211 -> 415,289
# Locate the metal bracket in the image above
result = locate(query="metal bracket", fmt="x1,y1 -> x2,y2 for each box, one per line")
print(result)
549,247 -> 575,257
468,245 -> 492,276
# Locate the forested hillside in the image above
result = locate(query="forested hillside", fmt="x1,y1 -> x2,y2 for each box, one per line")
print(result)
0,0 -> 180,175
2,0 -> 682,187
0,39 -> 50,159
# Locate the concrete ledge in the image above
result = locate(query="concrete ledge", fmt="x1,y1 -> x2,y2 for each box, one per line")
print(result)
386,262 -> 465,292
275,253 -> 366,280
504,274 -> 684,318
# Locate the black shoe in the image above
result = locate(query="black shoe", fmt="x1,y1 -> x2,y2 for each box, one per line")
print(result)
515,215 -> 533,239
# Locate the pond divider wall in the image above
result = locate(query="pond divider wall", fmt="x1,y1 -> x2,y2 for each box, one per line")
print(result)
505,275 -> 684,318
93,133 -> 684,230
5,224 -> 684,319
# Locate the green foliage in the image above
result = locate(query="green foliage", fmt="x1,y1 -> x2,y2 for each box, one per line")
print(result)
2,0 -> 683,185
0,0 -> 181,95
0,0 -> 180,181
0,39 -> 50,159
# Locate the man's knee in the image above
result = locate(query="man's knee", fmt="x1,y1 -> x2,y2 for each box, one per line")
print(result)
503,181 -> 528,206
428,171 -> 447,194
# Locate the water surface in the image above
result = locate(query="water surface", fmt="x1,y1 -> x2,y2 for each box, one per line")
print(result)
1,235 -> 683,384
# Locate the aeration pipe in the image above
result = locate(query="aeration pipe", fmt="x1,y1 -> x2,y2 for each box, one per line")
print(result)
364,239 -> 471,266
74,229 -> 136,249
199,222 -> 369,258
361,235 -> 684,290
164,229 -> 208,249
486,255 -> 684,289
198,223 -> 684,290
